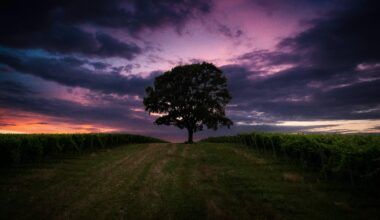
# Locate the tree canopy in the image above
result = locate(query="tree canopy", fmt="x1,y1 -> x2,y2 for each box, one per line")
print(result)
143,62 -> 233,143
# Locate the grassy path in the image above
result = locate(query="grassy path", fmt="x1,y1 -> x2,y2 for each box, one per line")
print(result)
0,143 -> 378,219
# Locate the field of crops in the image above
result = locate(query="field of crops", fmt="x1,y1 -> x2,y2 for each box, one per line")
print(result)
0,133 -> 166,166
2,142 -> 379,219
202,133 -> 380,186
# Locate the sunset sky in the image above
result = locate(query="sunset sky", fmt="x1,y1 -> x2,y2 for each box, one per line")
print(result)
0,0 -> 379,141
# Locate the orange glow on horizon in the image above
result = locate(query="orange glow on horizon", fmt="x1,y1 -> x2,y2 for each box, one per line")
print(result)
0,109 -> 119,134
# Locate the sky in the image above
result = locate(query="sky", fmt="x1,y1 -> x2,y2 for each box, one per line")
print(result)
0,0 -> 379,141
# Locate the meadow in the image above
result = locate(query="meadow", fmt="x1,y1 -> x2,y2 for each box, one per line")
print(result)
0,133 -> 379,219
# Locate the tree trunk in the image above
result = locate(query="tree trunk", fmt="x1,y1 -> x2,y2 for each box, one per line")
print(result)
187,128 -> 194,144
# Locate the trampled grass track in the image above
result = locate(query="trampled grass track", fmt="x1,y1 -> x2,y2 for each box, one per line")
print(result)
0,143 -> 379,219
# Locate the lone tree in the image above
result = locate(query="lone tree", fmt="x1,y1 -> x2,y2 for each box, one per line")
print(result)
143,62 -> 233,143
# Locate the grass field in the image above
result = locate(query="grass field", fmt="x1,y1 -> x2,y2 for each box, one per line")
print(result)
1,142 -> 379,220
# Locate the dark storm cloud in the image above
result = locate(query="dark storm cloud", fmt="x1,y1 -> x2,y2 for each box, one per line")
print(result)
248,0 -> 335,15
0,75 -> 150,126
315,80 -> 380,108
48,0 -> 211,31
221,0 -> 380,126
0,93 -> 125,122
0,80 -> 34,95
0,0 -> 212,57
223,64 -> 316,105
54,56 -> 110,70
0,22 -> 141,59
91,61 -> 111,70
0,52 -> 157,96
94,32 -> 141,59
223,64 -> 380,122
278,0 -> 380,69
0,86 -> 146,128
236,50 -> 300,66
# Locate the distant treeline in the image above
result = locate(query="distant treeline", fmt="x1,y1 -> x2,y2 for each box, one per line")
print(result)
0,133 -> 166,166
202,133 -> 380,186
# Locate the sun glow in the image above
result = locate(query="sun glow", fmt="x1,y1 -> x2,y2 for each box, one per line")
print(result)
0,109 -> 119,134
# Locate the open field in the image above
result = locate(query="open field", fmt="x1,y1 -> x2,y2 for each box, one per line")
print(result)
1,142 -> 379,220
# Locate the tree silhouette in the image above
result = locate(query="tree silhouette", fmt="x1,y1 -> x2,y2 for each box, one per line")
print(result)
143,62 -> 233,143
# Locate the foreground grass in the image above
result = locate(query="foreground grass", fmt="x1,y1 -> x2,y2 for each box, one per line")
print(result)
0,143 -> 379,219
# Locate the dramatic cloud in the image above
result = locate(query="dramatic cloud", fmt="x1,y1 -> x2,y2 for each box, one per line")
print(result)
0,52 -> 155,96
0,23 -> 142,59
278,1 -> 380,69
0,78 -> 156,133
1,0 -> 379,139
222,0 -> 380,129
217,23 -> 243,39
0,0 -> 212,58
